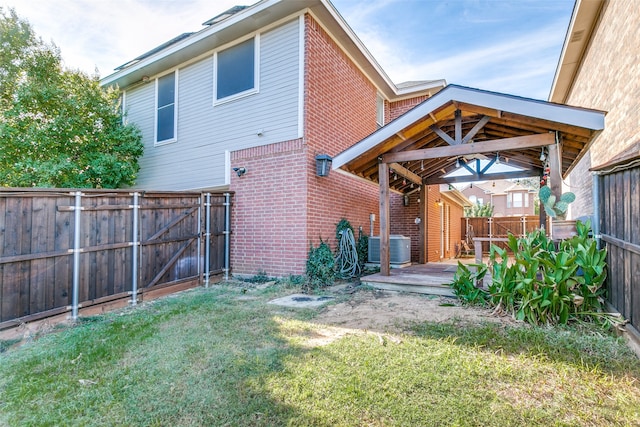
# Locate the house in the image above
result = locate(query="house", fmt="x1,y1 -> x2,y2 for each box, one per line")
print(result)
549,0 -> 640,341
101,0 -> 463,277
461,180 -> 536,217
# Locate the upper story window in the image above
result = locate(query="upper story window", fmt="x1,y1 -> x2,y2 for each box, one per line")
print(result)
513,192 -> 523,208
214,36 -> 259,103
376,94 -> 385,128
155,71 -> 177,144
508,192 -> 523,208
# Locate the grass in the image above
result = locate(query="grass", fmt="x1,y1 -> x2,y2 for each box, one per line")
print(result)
1,283 -> 640,426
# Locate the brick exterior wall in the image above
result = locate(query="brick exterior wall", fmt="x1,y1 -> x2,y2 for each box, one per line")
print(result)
230,139 -> 308,276
390,192 -> 420,261
388,96 -> 430,123
304,14 -> 382,253
565,0 -> 640,218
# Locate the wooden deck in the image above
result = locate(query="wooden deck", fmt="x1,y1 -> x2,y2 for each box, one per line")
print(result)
361,262 -> 462,296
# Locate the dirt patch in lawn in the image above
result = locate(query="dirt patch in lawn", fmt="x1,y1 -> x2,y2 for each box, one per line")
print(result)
311,286 -> 516,334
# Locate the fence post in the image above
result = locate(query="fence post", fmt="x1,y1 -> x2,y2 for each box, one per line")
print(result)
223,193 -> 231,281
131,192 -> 140,306
71,191 -> 82,320
465,217 -> 469,241
488,217 -> 493,252
521,216 -> 526,237
592,173 -> 601,249
204,193 -> 211,287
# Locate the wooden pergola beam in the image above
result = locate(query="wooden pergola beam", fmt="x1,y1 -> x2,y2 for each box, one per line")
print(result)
389,163 -> 422,186
424,168 -> 542,185
381,133 -> 554,164
462,115 -> 491,144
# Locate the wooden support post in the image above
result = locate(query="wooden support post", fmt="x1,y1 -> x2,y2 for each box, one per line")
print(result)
419,185 -> 427,264
539,174 -> 547,232
547,142 -> 563,198
379,162 -> 391,276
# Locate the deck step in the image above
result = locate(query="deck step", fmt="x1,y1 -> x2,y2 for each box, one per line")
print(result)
361,280 -> 455,297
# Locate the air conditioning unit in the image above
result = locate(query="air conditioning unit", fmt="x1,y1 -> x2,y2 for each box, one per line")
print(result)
368,235 -> 411,264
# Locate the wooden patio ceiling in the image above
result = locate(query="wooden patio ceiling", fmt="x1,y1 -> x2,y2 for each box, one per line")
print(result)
332,85 -> 606,193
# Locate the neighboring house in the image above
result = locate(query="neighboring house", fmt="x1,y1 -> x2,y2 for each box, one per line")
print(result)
461,180 -> 536,217
549,1 -> 640,339
101,0 -> 452,276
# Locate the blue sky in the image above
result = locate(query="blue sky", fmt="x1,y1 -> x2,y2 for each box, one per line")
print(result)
3,0 -> 574,100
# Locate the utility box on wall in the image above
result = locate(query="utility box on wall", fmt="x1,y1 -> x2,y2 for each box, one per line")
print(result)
368,235 -> 411,264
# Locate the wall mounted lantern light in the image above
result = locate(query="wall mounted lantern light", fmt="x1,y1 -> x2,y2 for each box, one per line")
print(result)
315,154 -> 332,177
403,195 -> 410,206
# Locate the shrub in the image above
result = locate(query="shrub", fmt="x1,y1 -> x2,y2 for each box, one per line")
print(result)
450,262 -> 489,305
305,239 -> 335,291
453,220 -> 610,326
356,232 -> 369,270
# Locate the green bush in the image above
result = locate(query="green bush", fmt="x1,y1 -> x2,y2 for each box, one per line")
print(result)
453,220 -> 610,326
356,232 -> 368,270
450,262 -> 489,305
305,239 -> 335,291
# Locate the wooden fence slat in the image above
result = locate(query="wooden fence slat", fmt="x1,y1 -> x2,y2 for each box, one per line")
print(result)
599,163 -> 640,330
461,216 -> 540,253
0,189 -> 230,327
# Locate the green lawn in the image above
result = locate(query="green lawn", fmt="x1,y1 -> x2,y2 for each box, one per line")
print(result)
1,283 -> 639,426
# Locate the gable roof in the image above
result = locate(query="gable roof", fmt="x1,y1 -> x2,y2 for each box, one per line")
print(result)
333,84 -> 606,194
100,0 -> 445,100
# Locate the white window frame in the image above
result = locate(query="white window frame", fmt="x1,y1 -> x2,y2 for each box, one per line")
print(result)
376,93 -> 385,127
154,70 -> 178,145
213,35 -> 260,105
513,192 -> 523,208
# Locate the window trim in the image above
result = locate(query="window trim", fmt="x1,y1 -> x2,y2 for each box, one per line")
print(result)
513,192 -> 523,208
376,93 -> 385,128
154,70 -> 178,146
213,35 -> 260,105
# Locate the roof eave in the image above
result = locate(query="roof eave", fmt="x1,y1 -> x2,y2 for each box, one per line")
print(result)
548,0 -> 605,103
100,0 -> 442,99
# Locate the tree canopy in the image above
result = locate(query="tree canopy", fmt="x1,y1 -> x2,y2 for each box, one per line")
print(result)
0,8 -> 143,188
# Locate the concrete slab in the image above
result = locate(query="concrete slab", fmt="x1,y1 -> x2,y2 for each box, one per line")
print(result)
268,294 -> 334,308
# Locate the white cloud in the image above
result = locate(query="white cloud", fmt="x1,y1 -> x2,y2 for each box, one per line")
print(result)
4,0 -> 570,99
4,0 -> 239,77
349,15 -> 566,98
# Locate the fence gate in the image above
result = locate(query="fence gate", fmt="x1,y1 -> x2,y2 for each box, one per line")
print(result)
0,189 -> 231,329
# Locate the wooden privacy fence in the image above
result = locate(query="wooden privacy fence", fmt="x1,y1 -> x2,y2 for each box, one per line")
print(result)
0,189 -> 231,329
594,154 -> 640,332
462,215 -> 543,253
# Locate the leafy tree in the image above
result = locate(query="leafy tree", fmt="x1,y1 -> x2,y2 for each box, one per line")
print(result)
0,8 -> 143,188
464,202 -> 494,217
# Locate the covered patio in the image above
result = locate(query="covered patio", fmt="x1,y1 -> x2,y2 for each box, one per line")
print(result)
333,85 -> 605,287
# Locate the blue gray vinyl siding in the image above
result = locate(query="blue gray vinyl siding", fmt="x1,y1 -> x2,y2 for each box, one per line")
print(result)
127,18 -> 301,190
